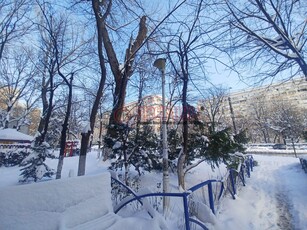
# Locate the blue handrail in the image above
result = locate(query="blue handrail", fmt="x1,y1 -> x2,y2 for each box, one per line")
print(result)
189,217 -> 209,230
187,179 -> 224,215
111,154 -> 254,230
112,176 -> 223,230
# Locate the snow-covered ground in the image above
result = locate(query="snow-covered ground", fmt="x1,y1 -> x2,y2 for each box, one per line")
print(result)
0,151 -> 306,229
218,155 -> 307,229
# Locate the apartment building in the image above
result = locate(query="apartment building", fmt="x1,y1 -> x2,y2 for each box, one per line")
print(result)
198,77 -> 307,142
228,77 -> 307,117
122,95 -> 182,134
123,95 -> 163,124
91,95 -> 182,143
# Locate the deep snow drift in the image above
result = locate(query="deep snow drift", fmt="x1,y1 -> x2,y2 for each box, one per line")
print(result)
0,151 -> 306,229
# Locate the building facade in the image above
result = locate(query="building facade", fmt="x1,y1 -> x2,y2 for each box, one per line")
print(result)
228,77 -> 307,117
91,95 -> 182,144
198,77 -> 307,142
122,95 -> 182,134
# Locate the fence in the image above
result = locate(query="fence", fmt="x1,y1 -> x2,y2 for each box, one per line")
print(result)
111,154 -> 254,230
299,157 -> 307,173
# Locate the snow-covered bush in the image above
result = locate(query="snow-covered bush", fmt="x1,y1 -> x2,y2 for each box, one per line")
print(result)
168,122 -> 248,170
0,146 -> 30,167
105,123 -> 161,178
205,128 -> 247,168
0,151 -> 5,167
19,142 -> 55,183
111,173 -> 141,207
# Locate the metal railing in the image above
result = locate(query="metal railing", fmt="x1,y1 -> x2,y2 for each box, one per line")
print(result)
111,154 -> 254,230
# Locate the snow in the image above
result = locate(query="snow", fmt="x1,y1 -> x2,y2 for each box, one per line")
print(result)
112,141 -> 122,150
193,201 -> 217,225
0,173 -> 113,230
0,151 -> 307,229
218,155 -> 307,229
300,155 -> 307,161
35,164 -> 47,180
201,135 -> 209,142
0,128 -> 33,141
81,122 -> 91,134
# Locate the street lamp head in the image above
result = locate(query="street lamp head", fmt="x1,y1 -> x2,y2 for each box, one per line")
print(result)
153,58 -> 166,71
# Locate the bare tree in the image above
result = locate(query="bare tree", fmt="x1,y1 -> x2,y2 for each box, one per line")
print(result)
129,53 -> 159,137
268,101 -> 305,146
0,0 -> 33,61
0,0 -> 37,130
246,94 -> 272,143
164,0 -> 215,189
222,0 -> 307,81
77,0 -> 109,176
34,1 -> 94,177
0,50 -> 39,129
33,2 -> 58,145
76,0 -> 189,176
55,73 -> 73,179
199,86 -> 228,133
103,12 -> 148,139
97,0 -> 189,140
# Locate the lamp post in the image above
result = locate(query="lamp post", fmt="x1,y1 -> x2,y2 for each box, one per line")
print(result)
153,58 -> 169,211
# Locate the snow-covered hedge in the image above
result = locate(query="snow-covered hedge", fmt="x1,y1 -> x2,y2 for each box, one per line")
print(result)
0,148 -> 29,167
19,143 -> 55,183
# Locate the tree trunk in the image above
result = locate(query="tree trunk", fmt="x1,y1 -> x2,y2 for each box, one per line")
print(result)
97,107 -> 103,159
35,74 -> 49,145
104,16 -> 147,140
135,75 -> 144,140
291,138 -> 297,158
77,0 -> 107,176
36,72 -> 54,146
262,129 -> 268,143
56,75 -> 73,179
228,97 -> 237,135
78,132 -> 91,176
177,150 -> 186,189
56,155 -> 65,179
107,77 -> 129,138
178,75 -> 189,189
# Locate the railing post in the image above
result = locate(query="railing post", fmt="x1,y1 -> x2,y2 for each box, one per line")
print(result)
250,157 -> 254,172
112,176 -> 227,230
208,182 -> 215,214
182,194 -> 190,230
230,170 -> 236,197
245,159 -> 251,178
241,165 -> 245,186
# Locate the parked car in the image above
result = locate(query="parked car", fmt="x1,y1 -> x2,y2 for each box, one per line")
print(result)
272,144 -> 287,150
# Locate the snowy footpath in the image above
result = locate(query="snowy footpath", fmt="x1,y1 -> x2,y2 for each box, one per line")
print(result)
217,155 -> 307,230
